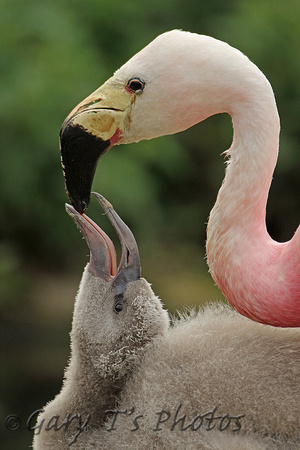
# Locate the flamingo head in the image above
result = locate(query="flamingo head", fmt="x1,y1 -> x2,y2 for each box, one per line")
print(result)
60,30 -> 261,212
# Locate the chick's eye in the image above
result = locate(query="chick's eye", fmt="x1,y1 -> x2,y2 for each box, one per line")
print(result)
114,293 -> 124,314
114,301 -> 124,314
127,78 -> 145,94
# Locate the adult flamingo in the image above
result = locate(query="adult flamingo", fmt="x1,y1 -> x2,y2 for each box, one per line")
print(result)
60,30 -> 300,327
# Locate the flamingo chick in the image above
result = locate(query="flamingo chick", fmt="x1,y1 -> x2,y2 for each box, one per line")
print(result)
60,30 -> 300,327
33,193 -> 300,449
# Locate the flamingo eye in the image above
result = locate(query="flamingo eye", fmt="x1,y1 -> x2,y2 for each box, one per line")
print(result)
127,78 -> 145,94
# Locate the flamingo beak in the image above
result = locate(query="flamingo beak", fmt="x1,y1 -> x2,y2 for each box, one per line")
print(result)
60,80 -> 133,213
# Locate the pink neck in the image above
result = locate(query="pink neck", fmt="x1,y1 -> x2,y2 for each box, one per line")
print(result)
206,82 -> 300,327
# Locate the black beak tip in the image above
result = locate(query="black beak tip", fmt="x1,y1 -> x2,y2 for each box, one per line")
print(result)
60,120 -> 111,214
69,194 -> 89,214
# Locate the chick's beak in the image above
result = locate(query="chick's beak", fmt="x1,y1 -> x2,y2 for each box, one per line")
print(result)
65,193 -> 141,309
60,79 -> 133,213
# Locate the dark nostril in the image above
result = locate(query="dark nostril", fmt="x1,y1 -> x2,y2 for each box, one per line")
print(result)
85,99 -> 101,108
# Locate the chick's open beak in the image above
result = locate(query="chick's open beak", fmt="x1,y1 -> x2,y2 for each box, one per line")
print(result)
60,80 -> 133,213
66,193 -> 140,310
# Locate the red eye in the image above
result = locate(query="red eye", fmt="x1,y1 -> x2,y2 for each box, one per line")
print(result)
127,78 -> 145,94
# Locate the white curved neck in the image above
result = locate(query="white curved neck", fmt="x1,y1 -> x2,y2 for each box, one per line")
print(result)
221,92 -> 280,230
206,73 -> 284,323
207,70 -> 280,238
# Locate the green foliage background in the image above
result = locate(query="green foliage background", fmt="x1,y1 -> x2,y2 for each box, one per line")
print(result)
1,0 -> 299,447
